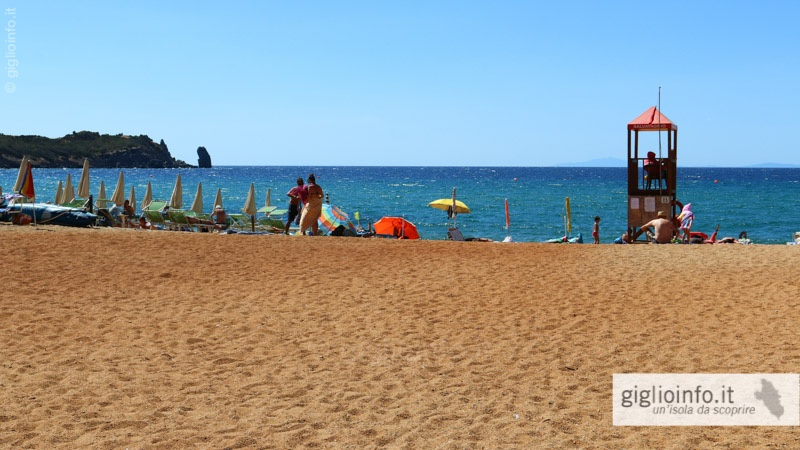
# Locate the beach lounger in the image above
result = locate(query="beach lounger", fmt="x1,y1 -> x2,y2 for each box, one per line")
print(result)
447,227 -> 466,241
257,217 -> 285,233
228,214 -> 252,230
142,209 -> 170,230
167,210 -> 195,231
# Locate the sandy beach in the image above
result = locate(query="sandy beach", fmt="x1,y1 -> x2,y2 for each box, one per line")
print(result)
1,225 -> 798,448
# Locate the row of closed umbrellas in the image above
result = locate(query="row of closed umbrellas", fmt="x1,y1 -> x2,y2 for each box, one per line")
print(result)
51,161 -> 267,216
52,159 -> 473,235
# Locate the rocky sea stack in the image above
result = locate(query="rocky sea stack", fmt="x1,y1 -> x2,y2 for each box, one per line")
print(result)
197,146 -> 212,168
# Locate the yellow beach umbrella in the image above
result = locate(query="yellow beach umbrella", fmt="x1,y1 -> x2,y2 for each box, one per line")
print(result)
428,198 -> 471,214
62,174 -> 76,204
243,182 -> 257,231
97,180 -> 107,209
141,181 -> 153,211
77,158 -> 90,199
169,173 -> 183,209
190,182 -> 203,214
110,171 -> 125,206
213,188 -> 223,210
54,180 -> 63,205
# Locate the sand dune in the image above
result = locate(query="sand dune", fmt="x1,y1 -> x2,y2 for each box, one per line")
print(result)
1,225 -> 798,448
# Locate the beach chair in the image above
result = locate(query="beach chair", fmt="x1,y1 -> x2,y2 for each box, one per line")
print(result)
447,227 -> 466,241
257,217 -> 285,233
143,209 -> 170,230
228,214 -> 252,230
167,210 -> 195,231
184,211 -> 219,232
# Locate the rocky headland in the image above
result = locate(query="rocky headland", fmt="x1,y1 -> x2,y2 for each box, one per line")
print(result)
0,131 -> 195,168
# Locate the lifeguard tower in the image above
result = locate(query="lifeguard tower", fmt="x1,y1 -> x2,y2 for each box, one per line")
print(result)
626,106 -> 678,238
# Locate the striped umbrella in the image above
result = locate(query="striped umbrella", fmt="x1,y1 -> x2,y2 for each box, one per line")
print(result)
318,203 -> 357,235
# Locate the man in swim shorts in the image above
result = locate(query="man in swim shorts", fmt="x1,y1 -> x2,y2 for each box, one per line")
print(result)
284,177 -> 306,235
638,211 -> 677,244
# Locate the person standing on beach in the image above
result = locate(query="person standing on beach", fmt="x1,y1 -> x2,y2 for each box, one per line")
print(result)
677,203 -> 694,243
299,173 -> 323,236
592,216 -> 600,244
284,177 -> 306,235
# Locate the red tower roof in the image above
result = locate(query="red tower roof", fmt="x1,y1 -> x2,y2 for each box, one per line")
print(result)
628,106 -> 678,131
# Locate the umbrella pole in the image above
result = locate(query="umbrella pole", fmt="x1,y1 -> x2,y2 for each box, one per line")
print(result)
251,215 -> 255,232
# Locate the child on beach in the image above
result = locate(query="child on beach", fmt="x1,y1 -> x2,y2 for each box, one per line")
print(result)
677,203 -> 694,243
592,216 -> 600,244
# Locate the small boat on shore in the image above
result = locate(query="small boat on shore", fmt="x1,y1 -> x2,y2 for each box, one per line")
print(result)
0,195 -> 97,228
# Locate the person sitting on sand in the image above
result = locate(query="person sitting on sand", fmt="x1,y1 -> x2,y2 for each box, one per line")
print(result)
614,229 -> 632,244
121,199 -> 135,227
637,211 -> 677,244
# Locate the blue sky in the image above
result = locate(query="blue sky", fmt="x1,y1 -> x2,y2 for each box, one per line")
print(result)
3,1 -> 798,166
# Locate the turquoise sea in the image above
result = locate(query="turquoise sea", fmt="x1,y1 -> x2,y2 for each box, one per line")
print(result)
2,166 -> 799,244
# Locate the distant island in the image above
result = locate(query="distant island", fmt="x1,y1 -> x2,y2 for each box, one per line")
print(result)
0,131 -> 193,168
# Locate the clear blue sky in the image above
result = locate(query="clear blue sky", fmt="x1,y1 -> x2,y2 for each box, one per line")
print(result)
3,1 -> 798,166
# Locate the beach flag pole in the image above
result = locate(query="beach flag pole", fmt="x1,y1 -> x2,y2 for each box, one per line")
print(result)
503,198 -> 513,243
451,187 -> 457,229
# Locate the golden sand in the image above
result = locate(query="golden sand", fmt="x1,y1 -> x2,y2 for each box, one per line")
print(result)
1,225 -> 798,448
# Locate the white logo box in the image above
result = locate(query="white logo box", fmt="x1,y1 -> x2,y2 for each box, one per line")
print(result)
613,373 -> 799,426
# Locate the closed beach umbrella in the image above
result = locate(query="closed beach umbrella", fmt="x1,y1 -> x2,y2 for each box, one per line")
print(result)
169,173 -> 183,209
77,158 -> 90,199
54,180 -> 63,205
12,155 -> 29,193
110,171 -> 125,206
141,181 -> 153,211
265,188 -> 271,207
62,174 -> 76,204
97,180 -> 107,209
213,188 -> 223,210
243,182 -> 257,231
190,182 -> 203,214
128,186 -> 136,214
